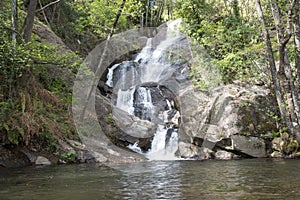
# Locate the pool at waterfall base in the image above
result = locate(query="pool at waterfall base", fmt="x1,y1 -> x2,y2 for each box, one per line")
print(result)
1,159 -> 300,199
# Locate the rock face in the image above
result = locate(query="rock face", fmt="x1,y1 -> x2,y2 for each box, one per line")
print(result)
231,135 -> 266,157
0,147 -> 30,168
177,84 -> 278,159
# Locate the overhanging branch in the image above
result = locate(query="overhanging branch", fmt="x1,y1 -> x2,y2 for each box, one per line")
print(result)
35,0 -> 60,13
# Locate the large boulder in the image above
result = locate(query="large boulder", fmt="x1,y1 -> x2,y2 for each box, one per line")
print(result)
177,84 -> 278,158
231,135 -> 267,157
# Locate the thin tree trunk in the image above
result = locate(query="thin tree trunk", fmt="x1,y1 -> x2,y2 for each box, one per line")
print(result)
255,0 -> 291,132
140,12 -> 144,28
145,0 -> 150,27
11,0 -> 17,44
293,0 -> 300,141
35,0 -> 60,12
80,0 -> 127,120
155,1 -> 164,26
23,0 -> 38,43
38,0 -> 50,26
295,2 -> 300,92
270,0 -> 299,136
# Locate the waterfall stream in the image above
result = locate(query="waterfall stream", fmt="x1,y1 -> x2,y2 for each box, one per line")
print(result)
106,19 -> 183,160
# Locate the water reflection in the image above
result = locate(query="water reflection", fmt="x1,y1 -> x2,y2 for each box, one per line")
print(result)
114,161 -> 183,199
1,159 -> 300,199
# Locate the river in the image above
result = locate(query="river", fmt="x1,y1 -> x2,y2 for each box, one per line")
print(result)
1,159 -> 300,199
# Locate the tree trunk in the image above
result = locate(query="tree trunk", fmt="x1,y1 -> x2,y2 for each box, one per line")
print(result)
11,0 -> 17,44
255,0 -> 291,132
23,0 -> 37,43
295,2 -> 300,91
270,0 -> 300,137
293,0 -> 300,141
145,0 -> 150,27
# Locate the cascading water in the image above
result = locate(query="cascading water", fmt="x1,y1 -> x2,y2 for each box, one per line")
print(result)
133,87 -> 153,121
116,88 -> 135,115
106,19 -> 183,160
146,125 -> 178,160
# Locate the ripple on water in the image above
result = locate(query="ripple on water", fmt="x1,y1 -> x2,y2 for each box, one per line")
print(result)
1,159 -> 300,199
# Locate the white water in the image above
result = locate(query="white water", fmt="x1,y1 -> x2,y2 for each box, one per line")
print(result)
116,88 -> 135,115
134,38 -> 153,64
146,125 -> 178,161
106,64 -> 119,87
140,19 -> 183,83
113,20 -> 183,160
135,87 -> 153,120
128,125 -> 179,161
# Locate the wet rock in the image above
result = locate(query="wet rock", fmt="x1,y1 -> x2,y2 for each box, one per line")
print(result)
113,107 -> 157,138
0,147 -> 30,168
271,151 -> 283,158
272,137 -> 283,152
35,156 -> 51,166
76,151 -> 96,163
201,147 -> 214,160
92,152 -> 108,163
112,61 -> 140,90
178,142 -> 201,159
215,150 -> 234,160
231,135 -> 266,158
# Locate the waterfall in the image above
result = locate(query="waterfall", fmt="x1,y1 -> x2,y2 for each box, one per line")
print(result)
116,88 -> 135,115
140,20 -> 183,83
106,61 -> 140,90
146,125 -> 178,160
108,20 -> 183,160
128,125 -> 179,161
135,38 -> 153,65
106,64 -> 119,87
134,87 -> 153,121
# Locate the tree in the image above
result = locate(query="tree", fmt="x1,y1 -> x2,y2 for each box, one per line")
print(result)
11,0 -> 17,44
295,3 -> 300,90
175,0 -> 262,83
256,0 -> 300,142
23,0 -> 37,43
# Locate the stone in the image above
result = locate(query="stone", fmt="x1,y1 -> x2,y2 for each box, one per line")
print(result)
178,142 -> 201,159
0,147 -> 31,168
177,84 -> 277,158
271,151 -> 283,158
201,147 -> 214,160
231,135 -> 266,157
215,150 -> 234,160
75,151 -> 96,163
92,152 -> 108,163
272,137 -> 283,152
35,156 -> 51,166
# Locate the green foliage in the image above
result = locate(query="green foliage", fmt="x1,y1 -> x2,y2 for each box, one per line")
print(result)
189,45 -> 222,89
61,149 -> 76,162
107,113 -> 116,126
37,132 -> 58,152
0,3 -> 79,150
175,0 -> 266,84
44,0 -> 144,54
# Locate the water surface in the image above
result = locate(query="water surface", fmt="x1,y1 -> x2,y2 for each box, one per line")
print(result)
1,159 -> 300,199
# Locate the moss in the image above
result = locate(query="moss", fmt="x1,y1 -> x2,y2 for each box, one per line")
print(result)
237,96 -> 279,138
61,149 -> 76,163
107,113 -> 116,127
